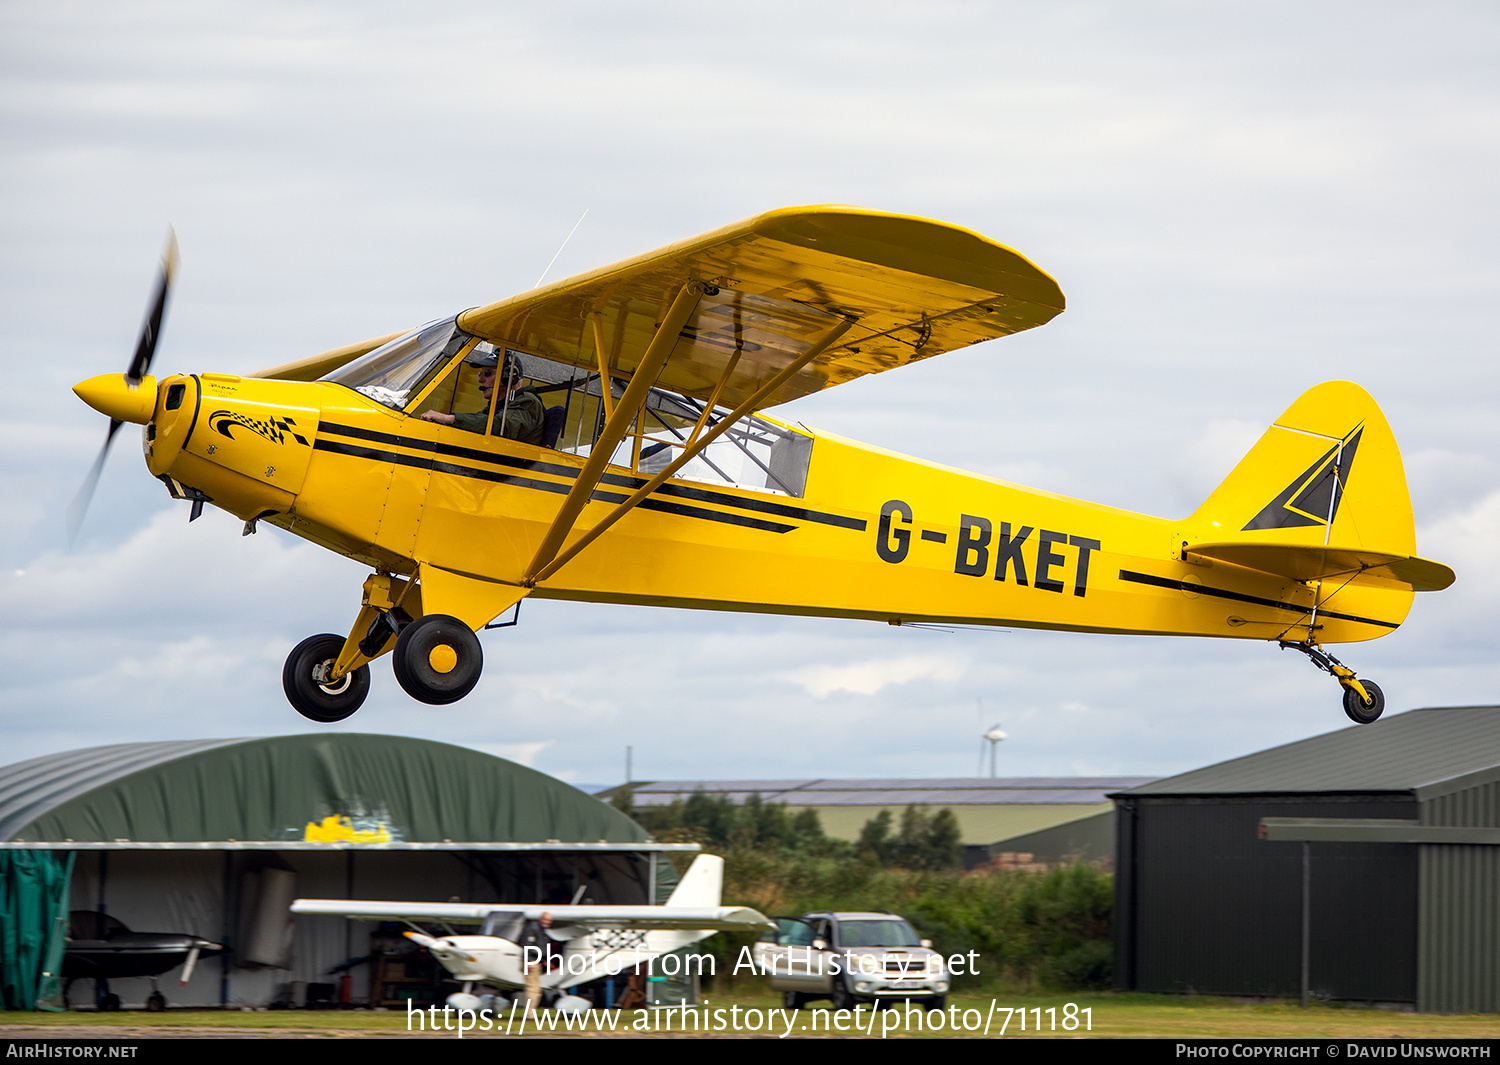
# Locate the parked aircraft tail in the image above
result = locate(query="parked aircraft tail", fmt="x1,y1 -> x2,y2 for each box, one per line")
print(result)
665,854 -> 724,908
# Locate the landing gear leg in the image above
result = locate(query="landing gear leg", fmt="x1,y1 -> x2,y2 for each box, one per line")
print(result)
1279,640 -> 1385,724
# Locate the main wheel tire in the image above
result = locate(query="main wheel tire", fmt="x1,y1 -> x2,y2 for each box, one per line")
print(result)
782,991 -> 806,1010
146,990 -> 166,1011
393,614 -> 483,705
1343,679 -> 1385,724
283,634 -> 370,722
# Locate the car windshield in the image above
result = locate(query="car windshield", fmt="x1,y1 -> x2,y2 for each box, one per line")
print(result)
838,920 -> 921,947
765,918 -> 816,946
321,318 -> 470,411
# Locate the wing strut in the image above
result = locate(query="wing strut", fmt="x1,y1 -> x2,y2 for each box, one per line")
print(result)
522,281 -> 709,584
530,314 -> 855,585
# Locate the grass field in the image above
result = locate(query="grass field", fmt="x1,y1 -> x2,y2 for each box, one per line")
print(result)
3,989 -> 1498,1039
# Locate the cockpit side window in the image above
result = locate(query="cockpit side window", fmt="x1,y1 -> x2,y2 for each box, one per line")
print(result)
406,345 -> 491,421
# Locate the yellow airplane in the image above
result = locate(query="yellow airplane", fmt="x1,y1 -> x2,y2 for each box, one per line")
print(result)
70,206 -> 1454,726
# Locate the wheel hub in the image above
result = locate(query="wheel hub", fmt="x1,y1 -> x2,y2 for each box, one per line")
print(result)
313,658 -> 352,694
428,644 -> 458,674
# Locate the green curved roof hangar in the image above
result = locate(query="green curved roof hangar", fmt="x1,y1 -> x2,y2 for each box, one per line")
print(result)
0,733 -> 648,847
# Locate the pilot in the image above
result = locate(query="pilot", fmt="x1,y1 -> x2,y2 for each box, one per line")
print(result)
421,348 -> 546,445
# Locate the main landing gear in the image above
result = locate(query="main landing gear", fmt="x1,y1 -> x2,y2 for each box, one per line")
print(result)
283,571 -> 511,722
1279,640 -> 1385,724
282,616 -> 483,721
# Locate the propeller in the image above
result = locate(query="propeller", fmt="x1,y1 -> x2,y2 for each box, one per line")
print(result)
67,230 -> 178,546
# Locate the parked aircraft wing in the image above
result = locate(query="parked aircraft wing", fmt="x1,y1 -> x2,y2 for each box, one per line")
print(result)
290,899 -> 773,932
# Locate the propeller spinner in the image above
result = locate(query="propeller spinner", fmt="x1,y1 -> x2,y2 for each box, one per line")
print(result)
68,230 -> 179,545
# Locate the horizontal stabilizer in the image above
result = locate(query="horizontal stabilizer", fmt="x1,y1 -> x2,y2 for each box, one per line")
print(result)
290,897 -> 773,932
1184,542 -> 1455,592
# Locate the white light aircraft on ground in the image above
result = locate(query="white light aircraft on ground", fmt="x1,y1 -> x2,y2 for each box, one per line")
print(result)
291,854 -> 767,1002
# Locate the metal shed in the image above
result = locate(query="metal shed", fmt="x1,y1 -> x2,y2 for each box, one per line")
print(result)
1113,705 -> 1500,1012
0,734 -> 691,1009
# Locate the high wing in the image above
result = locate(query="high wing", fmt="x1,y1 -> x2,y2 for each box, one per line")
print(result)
460,204 -> 1064,410
289,898 -> 773,932
254,205 -> 1064,407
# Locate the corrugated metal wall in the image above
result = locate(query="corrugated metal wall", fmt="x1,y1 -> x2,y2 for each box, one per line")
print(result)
1117,793 -> 1418,1001
1419,780 -> 1500,1013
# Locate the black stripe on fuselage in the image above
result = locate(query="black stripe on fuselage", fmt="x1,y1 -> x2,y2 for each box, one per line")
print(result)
1117,569 -> 1399,630
312,437 -> 796,534
318,420 -> 863,531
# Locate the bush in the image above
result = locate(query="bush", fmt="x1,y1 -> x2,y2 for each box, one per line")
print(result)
615,791 -> 1113,990
712,851 -> 1113,991
1041,941 -> 1114,991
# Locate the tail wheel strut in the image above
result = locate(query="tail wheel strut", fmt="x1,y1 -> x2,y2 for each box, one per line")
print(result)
1278,640 -> 1385,724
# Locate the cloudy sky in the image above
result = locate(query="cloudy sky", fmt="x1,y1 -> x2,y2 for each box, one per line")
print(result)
4,1 -> 1498,789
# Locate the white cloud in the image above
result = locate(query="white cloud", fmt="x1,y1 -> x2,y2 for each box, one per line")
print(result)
1418,489 -> 1500,606
462,741 -> 551,768
1169,419 -> 1265,512
781,655 -> 967,699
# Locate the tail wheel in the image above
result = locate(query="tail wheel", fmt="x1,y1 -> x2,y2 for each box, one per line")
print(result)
283,634 -> 370,722
1343,679 -> 1385,724
393,614 -> 483,705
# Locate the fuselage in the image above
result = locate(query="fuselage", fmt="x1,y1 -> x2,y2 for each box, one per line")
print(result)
137,371 -> 1408,646
410,930 -> 711,991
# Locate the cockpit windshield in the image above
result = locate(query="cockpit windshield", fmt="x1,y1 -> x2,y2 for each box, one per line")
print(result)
320,318 -> 470,411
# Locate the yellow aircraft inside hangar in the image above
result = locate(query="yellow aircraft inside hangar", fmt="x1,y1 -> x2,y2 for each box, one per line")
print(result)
71,206 -> 1453,725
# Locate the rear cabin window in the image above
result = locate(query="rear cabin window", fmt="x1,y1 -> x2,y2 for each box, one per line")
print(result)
519,349 -> 813,497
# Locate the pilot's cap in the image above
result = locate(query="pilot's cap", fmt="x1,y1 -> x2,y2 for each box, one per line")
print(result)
466,348 -> 521,381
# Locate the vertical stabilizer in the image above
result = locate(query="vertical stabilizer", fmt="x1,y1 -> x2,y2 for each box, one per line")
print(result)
1188,380 -> 1416,556
1181,380 -> 1446,642
664,854 -> 723,908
